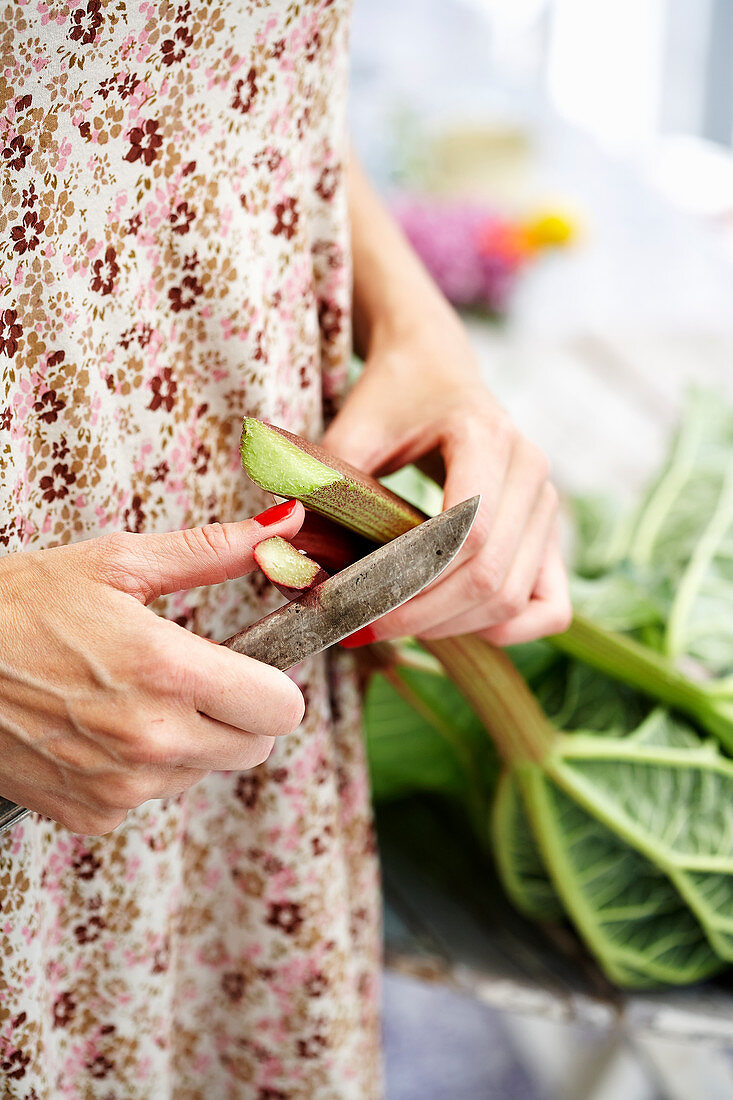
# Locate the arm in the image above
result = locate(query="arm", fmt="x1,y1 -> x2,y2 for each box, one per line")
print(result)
323,155 -> 571,647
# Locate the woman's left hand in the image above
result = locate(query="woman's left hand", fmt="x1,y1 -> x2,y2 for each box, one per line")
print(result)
322,318 -> 572,647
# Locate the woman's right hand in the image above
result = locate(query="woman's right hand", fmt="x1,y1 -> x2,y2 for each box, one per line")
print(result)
0,502 -> 306,835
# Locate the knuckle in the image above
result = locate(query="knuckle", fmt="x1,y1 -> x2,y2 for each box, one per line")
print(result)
548,599 -> 573,635
542,481 -> 559,511
122,729 -> 176,768
182,523 -> 233,580
495,583 -> 530,621
527,443 -> 551,483
96,772 -> 155,810
462,508 -> 492,559
467,553 -> 504,603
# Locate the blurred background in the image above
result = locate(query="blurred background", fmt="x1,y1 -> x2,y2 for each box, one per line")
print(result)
348,2 -> 733,1098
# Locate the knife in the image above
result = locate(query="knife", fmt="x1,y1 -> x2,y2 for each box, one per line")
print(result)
0,496 -> 479,836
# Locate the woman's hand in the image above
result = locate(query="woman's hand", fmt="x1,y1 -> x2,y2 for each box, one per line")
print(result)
0,502 -> 306,835
334,154 -> 572,649
323,316 -> 572,649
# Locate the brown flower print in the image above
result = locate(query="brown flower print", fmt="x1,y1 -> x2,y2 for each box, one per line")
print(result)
168,274 -> 203,312
161,24 -> 193,66
91,246 -> 119,296
169,201 -> 195,234
297,1034 -> 327,1059
0,310 -> 23,357
304,30 -> 321,62
21,180 -> 38,209
74,915 -> 105,945
0,406 -> 11,430
14,93 -> 32,113
266,901 -> 304,936
231,68 -> 258,114
221,972 -> 245,1003
315,166 -> 338,202
192,441 -> 210,475
40,462 -> 76,503
1,1048 -> 30,1080
235,774 -> 259,808
87,1053 -> 114,1078
318,298 -> 342,342
126,213 -> 142,236
2,135 -> 31,171
117,73 -> 140,99
151,460 -> 169,482
11,211 -> 45,254
69,0 -> 102,44
272,197 -> 298,240
33,388 -> 66,424
125,119 -> 163,166
259,1089 -> 287,1100
72,850 -> 102,880
123,494 -> 145,533
52,992 -> 76,1029
305,972 -> 328,998
148,367 -> 177,412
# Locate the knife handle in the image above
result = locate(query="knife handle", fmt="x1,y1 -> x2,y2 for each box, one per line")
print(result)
0,609 -> 309,837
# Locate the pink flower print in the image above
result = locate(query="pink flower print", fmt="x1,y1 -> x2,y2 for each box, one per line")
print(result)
125,119 -> 163,166
40,461 -> 76,502
33,388 -> 66,424
161,24 -> 193,66
148,367 -> 177,412
10,210 -> 45,254
0,309 -> 23,357
91,246 -> 119,295
53,991 -> 76,1028
68,0 -> 103,44
2,135 -> 32,171
231,67 -> 258,114
168,273 -> 203,312
272,197 -> 298,240
315,165 -> 338,202
265,901 -> 303,936
169,201 -> 195,234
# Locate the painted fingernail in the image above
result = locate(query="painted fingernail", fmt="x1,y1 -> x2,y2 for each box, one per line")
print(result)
254,499 -> 298,525
339,625 -> 378,649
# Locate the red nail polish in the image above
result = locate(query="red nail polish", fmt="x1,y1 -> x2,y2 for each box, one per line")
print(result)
254,499 -> 298,525
339,625 -> 378,649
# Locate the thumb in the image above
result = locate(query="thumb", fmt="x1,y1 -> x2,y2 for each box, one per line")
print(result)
99,499 -> 305,603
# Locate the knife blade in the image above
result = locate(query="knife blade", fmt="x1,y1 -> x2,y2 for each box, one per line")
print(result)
0,496 -> 480,835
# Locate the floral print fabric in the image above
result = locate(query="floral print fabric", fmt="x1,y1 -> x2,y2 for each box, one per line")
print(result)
0,1 -> 382,1096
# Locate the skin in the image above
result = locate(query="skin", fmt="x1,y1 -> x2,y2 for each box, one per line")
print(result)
2,160 -> 570,834
323,156 -> 573,647
0,506 -> 307,834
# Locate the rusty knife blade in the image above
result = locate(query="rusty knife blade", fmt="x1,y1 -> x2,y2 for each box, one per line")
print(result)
224,495 -> 480,670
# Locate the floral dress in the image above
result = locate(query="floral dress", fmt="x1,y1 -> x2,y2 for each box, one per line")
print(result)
0,2 -> 382,1097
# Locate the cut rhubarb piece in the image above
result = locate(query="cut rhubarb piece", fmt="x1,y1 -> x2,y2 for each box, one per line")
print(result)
253,537 -> 326,599
241,418 -> 426,543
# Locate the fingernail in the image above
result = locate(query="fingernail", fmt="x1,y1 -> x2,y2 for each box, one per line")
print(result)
339,625 -> 378,649
254,499 -> 298,525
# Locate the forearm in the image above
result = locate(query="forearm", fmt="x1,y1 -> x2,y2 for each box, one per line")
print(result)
348,154 -> 470,371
